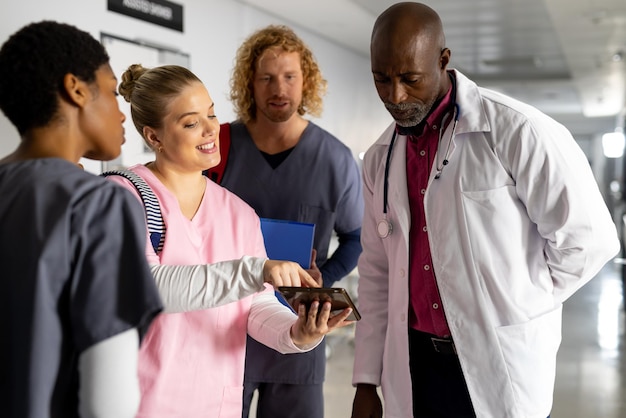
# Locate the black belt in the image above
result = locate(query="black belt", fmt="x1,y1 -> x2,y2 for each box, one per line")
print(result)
410,329 -> 457,355
430,336 -> 457,355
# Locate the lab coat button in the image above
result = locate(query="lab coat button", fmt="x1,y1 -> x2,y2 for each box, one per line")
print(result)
401,314 -> 406,322
399,269 -> 405,277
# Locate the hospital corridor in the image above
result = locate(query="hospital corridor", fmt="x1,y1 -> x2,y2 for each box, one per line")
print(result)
319,267 -> 626,418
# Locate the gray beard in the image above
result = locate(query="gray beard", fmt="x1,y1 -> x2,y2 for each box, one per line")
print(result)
385,98 -> 436,127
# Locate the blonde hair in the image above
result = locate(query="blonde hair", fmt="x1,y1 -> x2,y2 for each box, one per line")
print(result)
118,64 -> 201,150
230,25 -> 327,124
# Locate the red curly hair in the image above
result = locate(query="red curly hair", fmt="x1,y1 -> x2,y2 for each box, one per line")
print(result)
230,25 -> 327,124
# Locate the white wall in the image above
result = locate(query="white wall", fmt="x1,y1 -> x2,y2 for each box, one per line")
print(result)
0,0 -> 392,172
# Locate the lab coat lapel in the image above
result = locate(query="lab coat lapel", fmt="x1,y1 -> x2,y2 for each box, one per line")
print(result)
387,133 -> 411,244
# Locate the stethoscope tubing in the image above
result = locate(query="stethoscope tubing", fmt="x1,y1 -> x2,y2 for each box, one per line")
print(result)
378,103 -> 460,238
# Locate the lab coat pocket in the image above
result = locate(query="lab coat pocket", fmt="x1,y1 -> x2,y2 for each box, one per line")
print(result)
461,184 -> 528,265
494,305 -> 562,416
218,385 -> 244,418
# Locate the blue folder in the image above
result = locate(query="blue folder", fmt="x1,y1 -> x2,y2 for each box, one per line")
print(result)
259,218 -> 315,269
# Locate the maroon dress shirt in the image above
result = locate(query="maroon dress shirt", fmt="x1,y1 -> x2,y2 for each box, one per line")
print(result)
404,80 -> 455,337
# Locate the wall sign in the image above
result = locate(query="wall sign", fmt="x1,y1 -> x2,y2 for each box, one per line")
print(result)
108,0 -> 184,32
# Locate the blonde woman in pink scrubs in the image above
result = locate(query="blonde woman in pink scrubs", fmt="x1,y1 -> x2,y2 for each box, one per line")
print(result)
106,63 -> 353,418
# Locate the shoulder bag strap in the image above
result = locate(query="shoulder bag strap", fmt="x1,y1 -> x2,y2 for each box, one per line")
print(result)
101,169 -> 165,254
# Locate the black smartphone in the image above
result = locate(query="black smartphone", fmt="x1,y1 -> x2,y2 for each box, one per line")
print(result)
277,287 -> 361,321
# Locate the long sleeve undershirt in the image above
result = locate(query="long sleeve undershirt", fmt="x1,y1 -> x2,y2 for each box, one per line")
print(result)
320,228 -> 362,287
150,256 -> 267,313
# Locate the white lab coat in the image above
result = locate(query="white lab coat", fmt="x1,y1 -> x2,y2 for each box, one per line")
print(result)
352,69 -> 620,418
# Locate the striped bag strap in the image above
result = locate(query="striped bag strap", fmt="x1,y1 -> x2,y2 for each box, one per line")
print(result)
101,169 -> 165,254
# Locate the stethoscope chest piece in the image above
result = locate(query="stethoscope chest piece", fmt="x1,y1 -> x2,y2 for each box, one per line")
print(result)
377,218 -> 392,238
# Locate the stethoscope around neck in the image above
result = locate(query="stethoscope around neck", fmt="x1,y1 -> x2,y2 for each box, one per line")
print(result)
377,103 -> 460,239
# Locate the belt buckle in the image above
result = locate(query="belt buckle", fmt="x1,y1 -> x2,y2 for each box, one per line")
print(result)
431,337 -> 457,355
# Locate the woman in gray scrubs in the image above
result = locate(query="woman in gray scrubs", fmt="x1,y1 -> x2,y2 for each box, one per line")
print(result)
0,21 -> 163,418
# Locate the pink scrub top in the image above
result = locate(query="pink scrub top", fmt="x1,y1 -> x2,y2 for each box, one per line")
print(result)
108,164 -> 302,417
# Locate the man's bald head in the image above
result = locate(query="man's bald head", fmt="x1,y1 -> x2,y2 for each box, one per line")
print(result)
371,2 -> 445,53
369,2 -> 451,127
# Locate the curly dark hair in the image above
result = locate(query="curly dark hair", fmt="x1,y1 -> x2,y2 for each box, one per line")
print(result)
230,25 -> 327,124
0,21 -> 109,135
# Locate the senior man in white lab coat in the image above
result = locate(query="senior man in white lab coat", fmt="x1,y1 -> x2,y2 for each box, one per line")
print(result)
351,3 -> 620,418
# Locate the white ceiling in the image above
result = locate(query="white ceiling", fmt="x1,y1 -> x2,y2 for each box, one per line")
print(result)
236,0 -> 626,138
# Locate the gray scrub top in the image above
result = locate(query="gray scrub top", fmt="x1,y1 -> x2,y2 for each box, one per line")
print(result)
0,158 -> 162,418
221,122 -> 363,385
222,122 -> 363,270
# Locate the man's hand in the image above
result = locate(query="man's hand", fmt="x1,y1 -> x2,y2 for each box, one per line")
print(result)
263,260 -> 320,288
307,248 -> 323,286
351,384 -> 383,418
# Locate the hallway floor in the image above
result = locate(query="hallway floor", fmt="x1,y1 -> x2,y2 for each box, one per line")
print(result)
321,263 -> 626,417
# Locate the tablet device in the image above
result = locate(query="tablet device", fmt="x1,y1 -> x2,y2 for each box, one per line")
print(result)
277,286 -> 361,321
